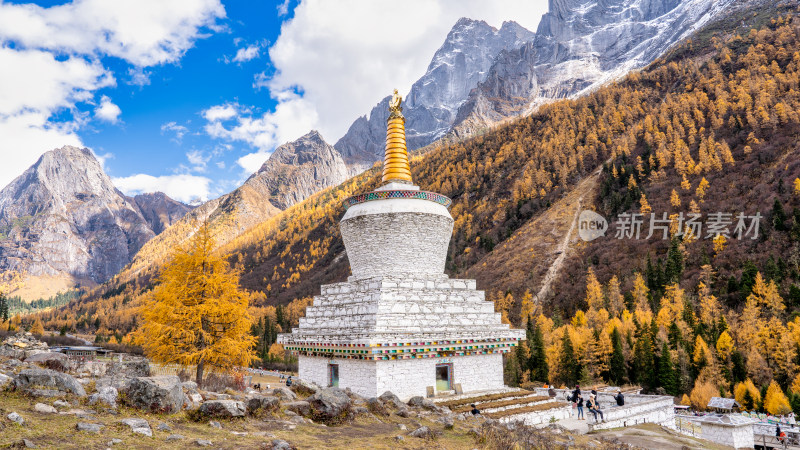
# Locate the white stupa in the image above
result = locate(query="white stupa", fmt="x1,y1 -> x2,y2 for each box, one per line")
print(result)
278,90 -> 524,400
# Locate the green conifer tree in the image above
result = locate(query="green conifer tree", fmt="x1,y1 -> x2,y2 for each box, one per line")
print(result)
559,332 -> 580,386
610,327 -> 626,385
657,341 -> 677,395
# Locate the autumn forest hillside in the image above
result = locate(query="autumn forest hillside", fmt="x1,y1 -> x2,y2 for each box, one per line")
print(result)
23,1 -> 800,406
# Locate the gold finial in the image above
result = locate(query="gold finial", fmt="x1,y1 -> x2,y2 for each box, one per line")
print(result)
383,89 -> 412,184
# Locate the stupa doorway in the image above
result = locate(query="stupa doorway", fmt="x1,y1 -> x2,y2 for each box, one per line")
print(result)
436,363 -> 452,391
328,364 -> 339,388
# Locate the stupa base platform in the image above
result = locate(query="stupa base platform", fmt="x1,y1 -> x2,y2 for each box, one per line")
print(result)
298,353 -> 504,401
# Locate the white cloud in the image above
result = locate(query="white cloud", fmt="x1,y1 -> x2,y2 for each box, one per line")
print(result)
277,0 -> 291,16
0,0 -> 226,67
160,121 -> 188,143
185,149 -> 210,172
0,0 -> 225,190
202,103 -> 238,122
95,95 -> 121,123
112,173 -> 212,204
232,44 -> 260,63
202,91 -> 319,173
127,67 -> 151,87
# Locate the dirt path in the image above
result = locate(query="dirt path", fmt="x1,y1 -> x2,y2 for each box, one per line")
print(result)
533,167 -> 602,303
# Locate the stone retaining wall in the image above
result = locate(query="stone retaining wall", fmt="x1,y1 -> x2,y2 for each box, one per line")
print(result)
497,404 -> 572,426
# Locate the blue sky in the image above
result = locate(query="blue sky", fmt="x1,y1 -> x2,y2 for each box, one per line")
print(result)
0,0 -> 546,203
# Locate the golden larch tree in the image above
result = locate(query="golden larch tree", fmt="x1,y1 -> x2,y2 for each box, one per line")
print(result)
585,268 -> 604,311
764,380 -> 792,415
670,189 -> 681,207
138,222 -> 256,385
30,318 -> 44,335
794,177 -> 800,196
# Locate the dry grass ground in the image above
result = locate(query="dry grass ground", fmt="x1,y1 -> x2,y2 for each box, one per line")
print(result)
0,390 -> 477,450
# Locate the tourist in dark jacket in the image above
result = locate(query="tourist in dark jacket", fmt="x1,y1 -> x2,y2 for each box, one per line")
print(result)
470,404 -> 481,416
576,395 -> 585,420
614,390 -> 625,406
571,384 -> 581,402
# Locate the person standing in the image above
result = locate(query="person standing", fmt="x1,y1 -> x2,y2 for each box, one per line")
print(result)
577,395 -> 585,420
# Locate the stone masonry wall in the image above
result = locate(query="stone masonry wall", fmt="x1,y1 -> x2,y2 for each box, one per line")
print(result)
298,354 -> 504,401
701,422 -> 755,449
498,405 -> 572,426
340,211 -> 453,279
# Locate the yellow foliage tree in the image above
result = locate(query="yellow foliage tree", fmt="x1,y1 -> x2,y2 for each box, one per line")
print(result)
639,193 -> 652,216
681,174 -> 691,191
791,373 -> 800,394
681,394 -> 691,406
632,272 -> 650,313
520,290 -> 535,324
585,268 -> 604,310
716,331 -> 734,359
267,343 -> 285,361
670,189 -> 681,207
794,177 -> 800,196
690,381 -> 717,411
30,318 -> 44,335
693,335 -> 710,366
764,380 -> 792,415
712,235 -> 727,255
108,335 -> 119,345
696,177 -> 709,202
606,276 -> 624,318
138,222 -> 256,385
734,379 -> 761,411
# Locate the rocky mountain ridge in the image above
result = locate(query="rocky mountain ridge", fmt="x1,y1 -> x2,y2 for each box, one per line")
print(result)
0,146 -> 190,298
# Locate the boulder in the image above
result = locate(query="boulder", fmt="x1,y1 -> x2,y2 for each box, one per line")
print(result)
367,397 -> 388,416
182,381 -> 198,390
52,400 -> 70,408
34,403 -> 57,414
76,422 -> 103,433
195,439 -> 212,447
246,394 -> 280,415
271,439 -> 292,450
120,418 -> 152,436
109,438 -> 123,445
120,376 -> 184,414
208,420 -> 222,429
156,422 -> 172,432
284,401 -> 311,417
272,387 -> 296,401
378,391 -> 405,409
107,358 -> 150,378
0,373 -> 13,390
0,333 -> 48,359
166,434 -> 184,442
410,426 -> 431,438
14,368 -> 86,396
25,352 -> 69,365
7,412 -> 24,425
198,400 -> 246,418
438,415 -> 455,429
307,387 -> 351,422
407,396 -> 437,410
89,386 -> 118,408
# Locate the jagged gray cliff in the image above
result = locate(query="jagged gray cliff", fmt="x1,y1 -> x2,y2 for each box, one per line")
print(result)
131,192 -> 193,235
0,146 -> 174,286
451,0 -> 733,136
334,18 -> 534,167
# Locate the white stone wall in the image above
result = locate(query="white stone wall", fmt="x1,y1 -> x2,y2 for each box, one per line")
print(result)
701,423 -> 755,449
498,405 -> 572,426
285,273 -> 522,344
298,354 -> 505,401
340,208 -> 453,279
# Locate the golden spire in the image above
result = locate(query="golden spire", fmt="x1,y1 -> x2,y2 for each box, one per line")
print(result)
382,89 -> 413,184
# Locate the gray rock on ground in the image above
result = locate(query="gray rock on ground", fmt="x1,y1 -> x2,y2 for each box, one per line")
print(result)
120,418 -> 152,436
366,397 -> 389,416
76,422 -> 103,433
89,386 -> 118,408
439,415 -> 455,429
0,373 -> 12,390
246,394 -> 280,415
378,391 -> 406,410
407,396 -> 437,410
410,426 -> 431,438
109,438 -> 123,445
166,434 -> 185,442
198,400 -> 246,418
209,420 -> 222,429
14,368 -> 86,396
53,400 -> 70,408
34,403 -> 57,414
7,412 -> 24,425
284,401 -> 311,417
271,439 -> 292,450
22,438 -> 37,448
272,387 -> 296,400
195,439 -> 212,447
120,376 -> 184,414
307,387 -> 351,421
156,422 -> 172,432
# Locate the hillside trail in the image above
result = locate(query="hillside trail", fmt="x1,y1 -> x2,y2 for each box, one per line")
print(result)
533,166 -> 602,303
